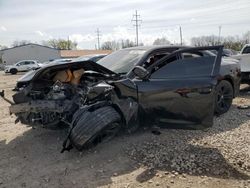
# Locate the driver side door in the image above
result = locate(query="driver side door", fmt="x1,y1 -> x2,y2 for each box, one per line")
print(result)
135,46 -> 223,129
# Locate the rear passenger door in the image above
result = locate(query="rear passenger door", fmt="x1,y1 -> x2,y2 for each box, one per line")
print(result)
24,61 -> 36,70
135,46 -> 223,129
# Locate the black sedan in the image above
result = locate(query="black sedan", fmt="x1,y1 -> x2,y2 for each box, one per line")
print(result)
5,45 -> 232,151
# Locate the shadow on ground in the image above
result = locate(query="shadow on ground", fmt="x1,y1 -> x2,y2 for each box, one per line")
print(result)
1,83 -> 250,186
0,104 -> 249,188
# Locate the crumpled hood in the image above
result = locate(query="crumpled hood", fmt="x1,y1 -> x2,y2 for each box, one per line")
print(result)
17,60 -> 117,84
18,70 -> 37,82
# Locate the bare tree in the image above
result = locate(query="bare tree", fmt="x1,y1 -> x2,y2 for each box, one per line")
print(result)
101,41 -> 120,50
43,39 -> 77,50
190,32 -> 250,51
12,40 -> 30,47
0,45 -> 8,50
243,31 -> 250,44
153,37 -> 171,45
121,39 -> 135,48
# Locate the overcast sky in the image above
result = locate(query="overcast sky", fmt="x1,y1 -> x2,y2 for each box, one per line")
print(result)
0,0 -> 250,49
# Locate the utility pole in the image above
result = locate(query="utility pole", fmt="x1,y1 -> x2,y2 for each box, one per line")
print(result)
96,28 -> 101,50
179,26 -> 183,45
132,10 -> 142,46
67,36 -> 70,50
218,25 -> 222,44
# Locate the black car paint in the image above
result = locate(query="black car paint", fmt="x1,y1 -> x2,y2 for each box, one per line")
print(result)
107,46 -> 223,129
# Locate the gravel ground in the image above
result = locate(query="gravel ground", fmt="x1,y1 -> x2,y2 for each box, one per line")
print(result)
0,72 -> 249,188
125,106 -> 250,177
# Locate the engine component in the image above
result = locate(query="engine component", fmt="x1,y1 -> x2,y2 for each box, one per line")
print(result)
46,81 -> 74,100
17,111 -> 61,128
86,82 -> 113,100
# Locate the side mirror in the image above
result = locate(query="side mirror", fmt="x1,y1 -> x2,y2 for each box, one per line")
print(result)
132,66 -> 149,79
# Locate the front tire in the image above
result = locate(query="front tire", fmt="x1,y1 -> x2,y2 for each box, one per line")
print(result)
214,80 -> 234,115
69,106 -> 121,150
10,68 -> 18,74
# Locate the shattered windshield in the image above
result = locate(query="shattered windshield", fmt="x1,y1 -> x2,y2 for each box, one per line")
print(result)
97,49 -> 146,74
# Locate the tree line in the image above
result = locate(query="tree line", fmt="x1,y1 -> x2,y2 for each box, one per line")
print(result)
190,31 -> 250,51
1,31 -> 250,51
0,39 -> 78,50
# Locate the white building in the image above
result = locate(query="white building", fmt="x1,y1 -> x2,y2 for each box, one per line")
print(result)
0,43 -> 61,66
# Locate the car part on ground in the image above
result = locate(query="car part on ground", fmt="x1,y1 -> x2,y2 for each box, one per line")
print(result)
2,46 -> 225,151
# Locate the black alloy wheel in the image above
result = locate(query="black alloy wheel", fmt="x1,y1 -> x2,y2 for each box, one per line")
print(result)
214,80 -> 233,115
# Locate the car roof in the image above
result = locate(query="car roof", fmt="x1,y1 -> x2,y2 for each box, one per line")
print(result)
123,45 -> 187,51
17,60 -> 37,61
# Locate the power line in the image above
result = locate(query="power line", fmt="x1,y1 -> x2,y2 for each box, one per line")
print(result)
132,10 -> 142,46
96,28 -> 101,50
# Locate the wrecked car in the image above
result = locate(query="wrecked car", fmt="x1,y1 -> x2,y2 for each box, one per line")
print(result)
2,46 -> 225,151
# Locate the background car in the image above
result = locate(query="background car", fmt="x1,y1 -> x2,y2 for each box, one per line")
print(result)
4,60 -> 41,74
232,44 -> 250,84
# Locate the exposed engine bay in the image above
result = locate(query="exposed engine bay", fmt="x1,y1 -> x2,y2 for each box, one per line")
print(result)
3,60 -> 139,151
10,66 -> 118,128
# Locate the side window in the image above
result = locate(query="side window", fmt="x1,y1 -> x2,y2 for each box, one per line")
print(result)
143,53 -> 170,68
25,61 -> 32,65
17,61 -> 25,66
151,52 -> 215,79
242,47 -> 250,54
182,52 -> 202,59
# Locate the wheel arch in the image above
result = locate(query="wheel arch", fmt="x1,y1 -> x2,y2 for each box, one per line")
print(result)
220,75 -> 235,98
111,104 -> 127,125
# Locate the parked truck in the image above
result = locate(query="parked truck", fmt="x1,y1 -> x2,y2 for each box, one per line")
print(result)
232,44 -> 250,84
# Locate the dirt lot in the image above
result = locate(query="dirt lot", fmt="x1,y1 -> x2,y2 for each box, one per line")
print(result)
0,72 -> 249,188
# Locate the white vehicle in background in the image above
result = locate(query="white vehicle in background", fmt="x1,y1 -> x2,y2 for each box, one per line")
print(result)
4,60 -> 41,74
232,44 -> 250,84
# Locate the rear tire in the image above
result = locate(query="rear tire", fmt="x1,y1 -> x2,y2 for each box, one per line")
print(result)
214,80 -> 233,115
69,106 -> 121,150
10,68 -> 17,74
